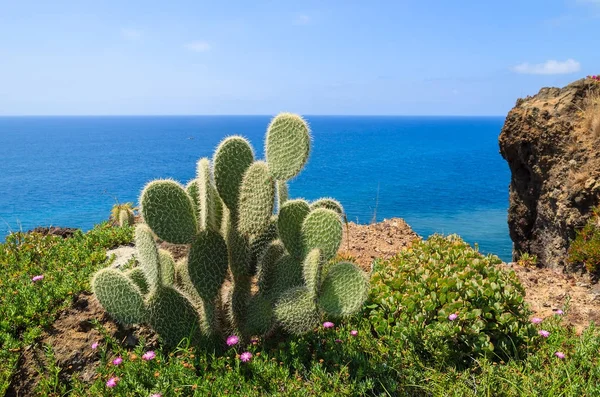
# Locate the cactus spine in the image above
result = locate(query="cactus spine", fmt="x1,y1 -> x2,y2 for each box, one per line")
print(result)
92,113 -> 370,347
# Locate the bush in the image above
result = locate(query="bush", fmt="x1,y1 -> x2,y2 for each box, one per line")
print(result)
568,206 -> 600,275
367,234 -> 535,368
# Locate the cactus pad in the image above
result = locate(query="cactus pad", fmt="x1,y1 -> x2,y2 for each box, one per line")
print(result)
213,136 -> 254,210
249,216 -> 278,272
265,113 -> 311,180
196,157 -> 222,231
267,254 -> 304,300
276,181 -> 289,212
125,267 -> 149,295
147,286 -> 203,347
158,248 -> 176,286
310,198 -> 344,217
188,229 -> 229,302
257,240 -> 286,293
140,180 -> 198,244
303,248 -> 322,298
318,262 -> 369,318
301,208 -> 343,261
245,294 -> 274,336
278,199 -> 310,259
134,224 -> 160,290
274,287 -> 319,335
185,179 -> 200,219
92,268 -> 146,325
238,161 -> 275,235
118,208 -> 134,227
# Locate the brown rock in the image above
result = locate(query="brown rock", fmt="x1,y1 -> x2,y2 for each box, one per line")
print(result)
499,78 -> 600,269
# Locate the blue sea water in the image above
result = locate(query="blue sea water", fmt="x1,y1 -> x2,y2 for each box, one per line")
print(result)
0,116 -> 512,261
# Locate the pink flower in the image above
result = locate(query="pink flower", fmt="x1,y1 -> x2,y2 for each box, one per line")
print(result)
91,342 -> 99,350
142,351 -> 156,361
323,321 -> 335,329
448,313 -> 458,321
32,275 -> 44,282
250,338 -> 259,345
335,339 -> 343,343
150,394 -> 162,397
531,317 -> 543,324
106,377 -> 119,388
112,357 -> 123,366
538,330 -> 550,338
555,351 -> 565,359
240,352 -> 252,362
555,309 -> 564,315
350,330 -> 358,337
226,335 -> 239,346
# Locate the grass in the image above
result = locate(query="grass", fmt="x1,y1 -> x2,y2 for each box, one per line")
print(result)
2,226 -> 600,396
0,223 -> 133,395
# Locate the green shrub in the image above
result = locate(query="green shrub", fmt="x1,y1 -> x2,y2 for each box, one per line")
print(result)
568,206 -> 600,275
367,234 -> 535,368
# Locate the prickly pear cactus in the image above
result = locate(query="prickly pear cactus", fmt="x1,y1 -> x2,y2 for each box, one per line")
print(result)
111,202 -> 136,227
92,112 -> 370,347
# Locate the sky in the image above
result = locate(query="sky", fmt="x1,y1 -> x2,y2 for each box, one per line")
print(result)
0,0 -> 599,116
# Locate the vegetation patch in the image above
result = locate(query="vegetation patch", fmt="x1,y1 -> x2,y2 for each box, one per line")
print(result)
3,228 -> 600,395
569,206 -> 600,276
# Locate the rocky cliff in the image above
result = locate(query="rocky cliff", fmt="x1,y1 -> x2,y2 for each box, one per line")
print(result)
499,78 -> 600,269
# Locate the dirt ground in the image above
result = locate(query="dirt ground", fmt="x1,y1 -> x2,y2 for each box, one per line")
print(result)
8,218 -> 600,393
6,293 -> 157,397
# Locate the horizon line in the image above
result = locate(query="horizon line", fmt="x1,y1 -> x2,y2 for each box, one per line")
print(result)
0,114 -> 506,118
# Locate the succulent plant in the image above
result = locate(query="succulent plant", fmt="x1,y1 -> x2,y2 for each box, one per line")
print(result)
92,113 -> 370,347
111,202 -> 136,227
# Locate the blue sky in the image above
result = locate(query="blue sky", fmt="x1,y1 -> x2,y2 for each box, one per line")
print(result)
0,0 -> 598,115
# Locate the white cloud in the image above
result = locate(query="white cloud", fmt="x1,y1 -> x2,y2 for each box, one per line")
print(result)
121,28 -> 142,40
294,14 -> 311,25
184,41 -> 211,52
511,59 -> 581,75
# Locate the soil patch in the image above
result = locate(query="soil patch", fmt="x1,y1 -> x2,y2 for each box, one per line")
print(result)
340,218 -> 420,271
7,293 -> 156,396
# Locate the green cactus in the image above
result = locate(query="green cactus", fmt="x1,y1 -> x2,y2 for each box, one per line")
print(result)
146,286 -> 203,346
303,248 -> 322,299
196,158 -> 223,231
92,268 -> 146,325
185,179 -> 200,217
265,113 -> 311,180
158,249 -> 176,286
140,180 -> 197,244
213,136 -> 254,211
134,224 -> 160,291
276,181 -> 289,211
92,112 -> 370,347
318,262 -> 369,318
274,287 -> 319,335
301,207 -> 343,261
125,267 -> 149,295
111,202 -> 136,227
188,230 -> 228,304
278,199 -> 310,260
238,161 -> 275,235
119,208 -> 134,227
245,294 -> 274,336
310,198 -> 344,217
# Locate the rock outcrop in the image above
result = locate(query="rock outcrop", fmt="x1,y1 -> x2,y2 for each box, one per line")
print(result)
499,78 -> 600,269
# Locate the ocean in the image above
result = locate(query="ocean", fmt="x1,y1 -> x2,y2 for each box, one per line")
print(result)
0,116 -> 512,261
